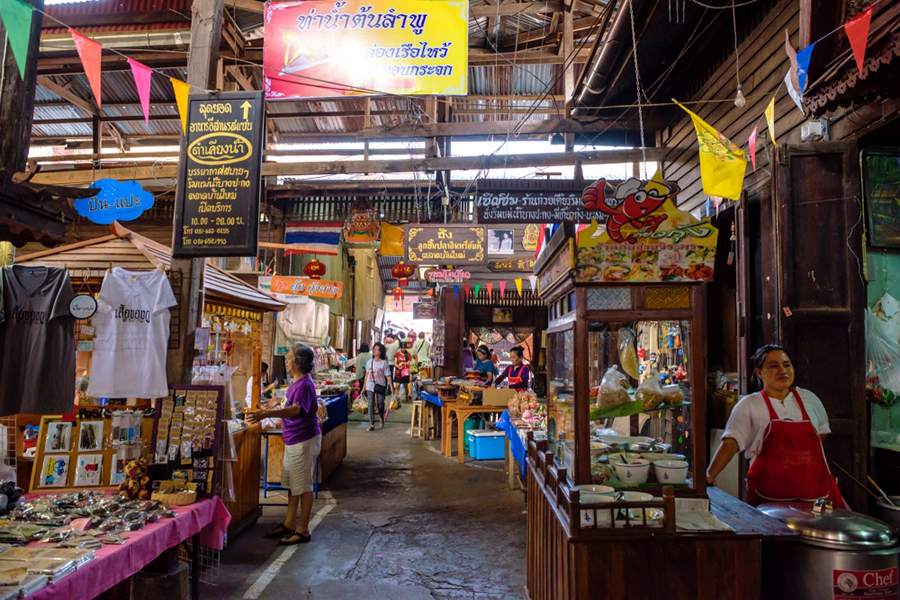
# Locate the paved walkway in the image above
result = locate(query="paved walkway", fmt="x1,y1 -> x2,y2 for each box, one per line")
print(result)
203,402 -> 527,599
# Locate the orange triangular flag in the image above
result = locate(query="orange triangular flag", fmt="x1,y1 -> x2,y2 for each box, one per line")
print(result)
486,282 -> 493,298
70,29 -> 102,108
170,77 -> 190,135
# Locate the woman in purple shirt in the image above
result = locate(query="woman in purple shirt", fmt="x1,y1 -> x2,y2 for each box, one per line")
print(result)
249,343 -> 321,544
492,346 -> 530,391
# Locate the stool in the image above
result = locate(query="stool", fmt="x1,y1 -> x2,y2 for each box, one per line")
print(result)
410,400 -> 425,438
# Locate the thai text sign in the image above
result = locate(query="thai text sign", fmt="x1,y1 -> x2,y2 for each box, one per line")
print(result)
477,179 -> 592,223
575,175 -> 718,283
424,268 -> 470,283
488,258 -> 535,273
75,179 -> 155,224
263,0 -> 468,99
173,91 -> 264,257
406,226 -> 486,263
412,302 -> 437,319
271,276 -> 343,299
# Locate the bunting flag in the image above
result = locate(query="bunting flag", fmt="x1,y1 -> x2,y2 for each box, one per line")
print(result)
676,100 -> 747,201
796,42 -> 816,99
454,285 -> 458,300
0,0 -> 35,79
499,280 -> 506,298
486,282 -> 493,298
171,77 -> 191,135
473,284 -> 481,298
845,7 -> 873,73
527,275 -> 537,292
784,30 -> 800,92
70,29 -> 102,108
765,97 -> 777,147
464,285 -> 470,299
127,59 -> 153,126
749,126 -> 758,172
379,222 -> 405,256
514,278 -> 522,295
784,70 -> 804,112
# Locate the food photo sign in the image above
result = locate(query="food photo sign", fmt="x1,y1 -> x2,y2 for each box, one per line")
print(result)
576,172 -> 718,283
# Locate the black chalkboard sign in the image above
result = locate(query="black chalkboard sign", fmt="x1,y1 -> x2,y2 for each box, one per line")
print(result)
172,91 -> 264,257
476,179 -> 591,224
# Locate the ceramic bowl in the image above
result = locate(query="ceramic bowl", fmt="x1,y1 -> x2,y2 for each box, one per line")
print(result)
654,460 -> 689,485
608,452 -> 643,465
618,491 -> 663,523
590,442 -> 610,463
575,484 -> 614,502
580,495 -> 615,529
641,452 -> 686,463
613,459 -> 651,484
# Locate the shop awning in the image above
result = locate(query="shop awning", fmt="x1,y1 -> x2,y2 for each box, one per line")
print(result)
15,222 -> 286,312
0,170 -> 89,248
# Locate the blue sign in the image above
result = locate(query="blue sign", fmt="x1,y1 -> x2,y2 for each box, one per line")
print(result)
74,179 -> 155,224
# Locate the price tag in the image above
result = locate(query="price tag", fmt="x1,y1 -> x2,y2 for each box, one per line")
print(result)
80,325 -> 95,336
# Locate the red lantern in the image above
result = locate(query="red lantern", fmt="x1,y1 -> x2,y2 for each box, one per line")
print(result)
391,261 -> 415,287
392,286 -> 404,306
303,258 -> 326,279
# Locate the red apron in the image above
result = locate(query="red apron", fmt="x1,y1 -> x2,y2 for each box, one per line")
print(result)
507,365 -> 524,387
746,388 -> 847,508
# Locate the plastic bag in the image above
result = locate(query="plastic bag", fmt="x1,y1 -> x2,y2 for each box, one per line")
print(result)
635,369 -> 665,410
389,396 -> 401,410
662,384 -> 685,405
352,396 -> 369,413
866,309 -> 900,407
598,367 -> 630,409
617,329 -> 640,380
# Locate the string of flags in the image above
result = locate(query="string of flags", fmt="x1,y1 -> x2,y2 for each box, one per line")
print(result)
451,277 -> 539,302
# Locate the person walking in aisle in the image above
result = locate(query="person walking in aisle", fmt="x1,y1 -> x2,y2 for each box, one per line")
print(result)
385,333 -> 401,381
394,340 -> 413,402
249,343 -> 321,544
364,343 -> 393,431
411,331 -> 431,365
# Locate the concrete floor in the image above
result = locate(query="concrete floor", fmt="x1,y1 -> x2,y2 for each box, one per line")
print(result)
202,402 -> 527,600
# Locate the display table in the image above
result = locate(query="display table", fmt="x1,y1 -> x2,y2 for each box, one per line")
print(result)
442,403 -> 507,463
262,394 -> 348,501
24,496 -> 231,600
497,411 -> 529,490
419,391 -> 442,441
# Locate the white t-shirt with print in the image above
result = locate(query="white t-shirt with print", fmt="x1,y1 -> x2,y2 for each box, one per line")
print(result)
722,387 -> 831,463
87,268 -> 177,398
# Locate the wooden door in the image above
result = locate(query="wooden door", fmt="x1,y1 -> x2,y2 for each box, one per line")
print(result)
773,141 -> 867,511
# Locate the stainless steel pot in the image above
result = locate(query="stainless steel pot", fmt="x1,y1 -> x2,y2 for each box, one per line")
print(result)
877,496 -> 900,531
760,502 -> 900,600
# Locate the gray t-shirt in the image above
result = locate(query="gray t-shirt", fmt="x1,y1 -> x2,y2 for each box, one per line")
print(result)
0,266 -> 76,415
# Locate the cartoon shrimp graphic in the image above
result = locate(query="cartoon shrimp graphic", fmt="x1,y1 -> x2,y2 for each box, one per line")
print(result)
582,178 -> 680,244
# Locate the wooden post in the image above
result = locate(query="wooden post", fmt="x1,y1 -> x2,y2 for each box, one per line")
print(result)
168,0 -> 224,384
0,0 -> 43,174
92,115 -> 101,169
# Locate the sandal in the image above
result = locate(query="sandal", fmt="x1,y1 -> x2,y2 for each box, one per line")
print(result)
265,524 -> 292,538
367,425 -> 375,431
279,531 -> 311,545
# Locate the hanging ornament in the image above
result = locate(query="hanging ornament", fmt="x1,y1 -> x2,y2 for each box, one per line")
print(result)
303,258 -> 326,279
222,332 -> 234,355
390,261 -> 415,287
343,208 -> 381,244
392,286 -> 404,306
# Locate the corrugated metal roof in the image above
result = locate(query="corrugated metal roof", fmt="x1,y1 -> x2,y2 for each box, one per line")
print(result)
44,0 -> 191,19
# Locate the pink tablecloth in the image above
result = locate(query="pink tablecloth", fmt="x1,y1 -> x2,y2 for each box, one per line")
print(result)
22,496 -> 231,600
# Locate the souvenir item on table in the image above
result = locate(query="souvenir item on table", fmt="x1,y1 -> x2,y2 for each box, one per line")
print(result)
597,367 -> 630,409
73,454 -> 103,487
40,456 -> 69,488
87,267 -> 177,399
635,369 -> 665,410
44,423 -> 72,454
109,457 -> 126,486
0,266 -> 76,416
77,421 -> 104,452
151,480 -> 198,507
118,458 -> 150,500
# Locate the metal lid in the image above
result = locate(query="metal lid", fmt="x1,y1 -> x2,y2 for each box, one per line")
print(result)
759,504 -> 897,550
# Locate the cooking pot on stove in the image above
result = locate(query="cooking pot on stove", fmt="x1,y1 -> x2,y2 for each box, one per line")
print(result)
759,501 -> 900,600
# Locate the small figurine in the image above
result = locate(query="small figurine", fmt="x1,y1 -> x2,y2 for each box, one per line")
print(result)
659,368 -> 673,386
674,365 -> 687,381
119,458 -> 150,500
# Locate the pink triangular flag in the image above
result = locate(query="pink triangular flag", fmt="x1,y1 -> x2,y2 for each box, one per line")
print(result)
70,29 -> 102,108
127,59 -> 153,126
499,280 -> 506,298
749,126 -> 758,172
844,7 -> 873,73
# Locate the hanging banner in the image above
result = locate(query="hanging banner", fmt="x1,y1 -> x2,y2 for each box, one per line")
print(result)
406,225 -> 486,264
412,302 -> 437,319
343,209 -> 381,244
476,179 -> 594,223
575,174 -> 719,283
74,179 -> 155,224
270,275 -> 343,299
173,91 -> 264,258
263,0 -> 468,99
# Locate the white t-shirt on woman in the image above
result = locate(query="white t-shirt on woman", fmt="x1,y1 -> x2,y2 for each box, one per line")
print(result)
365,359 -> 391,393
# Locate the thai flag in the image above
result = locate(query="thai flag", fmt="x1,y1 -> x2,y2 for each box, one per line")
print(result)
284,223 -> 342,256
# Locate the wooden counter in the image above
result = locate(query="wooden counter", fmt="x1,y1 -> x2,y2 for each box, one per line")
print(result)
526,438 -> 796,600
224,423 -> 262,539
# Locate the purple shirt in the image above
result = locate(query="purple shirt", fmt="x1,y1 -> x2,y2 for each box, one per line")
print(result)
462,348 -> 475,370
282,374 -> 321,445
495,364 -> 530,390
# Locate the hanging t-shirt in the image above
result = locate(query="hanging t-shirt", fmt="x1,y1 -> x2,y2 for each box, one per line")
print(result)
87,268 -> 176,399
0,265 -> 76,415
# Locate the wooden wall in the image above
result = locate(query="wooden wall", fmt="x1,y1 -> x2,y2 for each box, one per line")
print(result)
662,0 -> 802,213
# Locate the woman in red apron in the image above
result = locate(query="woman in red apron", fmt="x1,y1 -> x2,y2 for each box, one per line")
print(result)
492,346 -> 531,391
706,344 -> 847,508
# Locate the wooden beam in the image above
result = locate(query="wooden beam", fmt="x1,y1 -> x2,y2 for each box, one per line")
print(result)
29,147 -> 679,185
471,2 -> 563,17
226,66 -> 255,92
562,12 -> 575,102
36,76 -> 97,116
468,46 -> 591,65
224,0 -> 263,12
31,147 -> 427,163
358,117 -> 646,139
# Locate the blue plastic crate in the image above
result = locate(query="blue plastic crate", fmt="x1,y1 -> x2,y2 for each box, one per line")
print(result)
467,430 -> 505,460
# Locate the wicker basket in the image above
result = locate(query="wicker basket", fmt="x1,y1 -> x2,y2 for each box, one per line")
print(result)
151,490 -> 197,507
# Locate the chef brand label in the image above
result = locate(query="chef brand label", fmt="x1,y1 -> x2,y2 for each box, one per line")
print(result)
834,567 -> 900,599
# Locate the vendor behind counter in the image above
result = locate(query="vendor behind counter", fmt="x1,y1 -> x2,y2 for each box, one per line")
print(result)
492,346 -> 530,391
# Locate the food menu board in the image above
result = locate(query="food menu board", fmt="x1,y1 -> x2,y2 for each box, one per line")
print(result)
575,174 -> 718,283
173,91 -> 264,257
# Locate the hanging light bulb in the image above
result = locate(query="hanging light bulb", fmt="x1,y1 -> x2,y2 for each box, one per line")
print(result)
734,84 -> 746,108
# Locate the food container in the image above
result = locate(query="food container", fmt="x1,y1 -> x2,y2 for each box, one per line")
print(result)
619,491 -> 663,523
613,459 -> 651,484
760,503 -> 900,600
575,484 -> 614,501
590,442 -> 610,463
641,452 -> 686,463
608,452 -> 642,464
653,460 -> 689,484
876,496 -> 900,531
580,495 -> 615,529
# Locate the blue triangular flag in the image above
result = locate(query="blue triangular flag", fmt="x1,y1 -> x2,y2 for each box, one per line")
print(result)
454,285 -> 458,300
796,42 -> 816,100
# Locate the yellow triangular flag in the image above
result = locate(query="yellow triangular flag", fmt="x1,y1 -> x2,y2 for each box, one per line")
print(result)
675,100 -> 747,201
170,78 -> 190,136
765,96 -> 777,146
379,222 -> 405,256
514,278 -> 522,295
